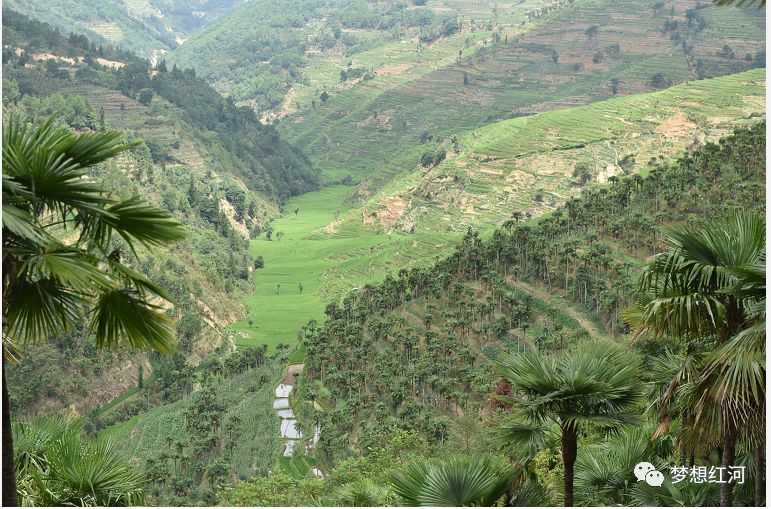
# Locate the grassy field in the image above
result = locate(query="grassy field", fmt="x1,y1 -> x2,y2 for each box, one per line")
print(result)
229,185 -> 460,352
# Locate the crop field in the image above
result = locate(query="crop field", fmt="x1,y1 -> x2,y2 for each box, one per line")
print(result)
344,68 -> 765,235
229,186 -> 462,352
103,358 -> 284,479
282,0 -> 764,197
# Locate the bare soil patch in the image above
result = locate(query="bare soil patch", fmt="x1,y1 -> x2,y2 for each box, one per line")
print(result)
655,112 -> 696,138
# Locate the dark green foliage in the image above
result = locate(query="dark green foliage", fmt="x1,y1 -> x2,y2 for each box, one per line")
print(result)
137,88 -> 153,105
13,417 -> 146,506
572,162 -> 593,184
420,147 -> 446,168
650,72 -> 669,88
299,123 -> 765,465
134,350 -> 281,506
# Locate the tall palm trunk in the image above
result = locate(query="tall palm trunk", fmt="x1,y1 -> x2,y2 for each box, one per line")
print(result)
720,419 -> 738,507
2,358 -> 17,507
562,424 -> 578,507
755,446 -> 765,507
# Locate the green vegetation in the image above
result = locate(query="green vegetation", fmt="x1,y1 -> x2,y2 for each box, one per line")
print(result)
101,348 -> 283,506
2,1 -> 767,507
13,417 -> 145,506
629,210 -> 765,507
287,124 -> 764,506
171,0 -> 468,109
2,114 -> 186,505
2,10 -> 319,420
496,342 -> 643,506
230,185 -> 454,352
3,0 -> 241,57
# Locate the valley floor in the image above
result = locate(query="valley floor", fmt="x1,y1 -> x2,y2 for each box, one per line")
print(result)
229,185 -> 460,356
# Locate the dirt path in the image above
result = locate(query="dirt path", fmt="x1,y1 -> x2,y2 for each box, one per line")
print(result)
508,279 -> 610,341
284,363 -> 304,384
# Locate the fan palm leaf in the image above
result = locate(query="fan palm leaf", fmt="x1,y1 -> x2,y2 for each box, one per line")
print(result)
494,341 -> 643,506
12,417 -> 146,506
390,456 -> 514,507
628,211 -> 765,506
3,114 -> 185,506
328,478 -> 395,506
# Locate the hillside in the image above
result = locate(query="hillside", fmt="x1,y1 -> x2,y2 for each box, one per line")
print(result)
2,1 -> 768,507
294,122 -> 765,468
171,0 -> 534,113
2,11 -> 318,418
278,0 -> 764,187
3,0 -> 241,58
226,69 -> 764,358
354,69 -> 766,234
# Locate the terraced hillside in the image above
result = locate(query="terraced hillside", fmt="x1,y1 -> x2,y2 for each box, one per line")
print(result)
171,0 -> 553,113
227,69 -> 764,359
281,0 -> 764,190
2,13 -> 318,417
354,69 -> 766,234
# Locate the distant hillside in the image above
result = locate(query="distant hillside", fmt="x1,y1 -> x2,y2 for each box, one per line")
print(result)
2,10 -> 317,417
3,0 -> 241,58
347,69 -> 765,235
279,0 -> 765,188
296,122 -> 766,467
170,0 -> 500,112
3,9 -> 320,202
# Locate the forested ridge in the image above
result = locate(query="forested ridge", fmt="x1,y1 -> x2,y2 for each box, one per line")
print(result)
3,9 -> 319,202
2,11 -> 317,420
295,122 -> 765,474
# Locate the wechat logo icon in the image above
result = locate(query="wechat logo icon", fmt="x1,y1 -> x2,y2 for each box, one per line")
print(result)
635,462 -> 665,487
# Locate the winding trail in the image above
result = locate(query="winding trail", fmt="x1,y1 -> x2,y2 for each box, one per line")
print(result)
508,278 -> 610,341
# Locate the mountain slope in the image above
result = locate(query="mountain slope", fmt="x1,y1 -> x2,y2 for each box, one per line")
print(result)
279,0 -> 764,187
295,122 -> 766,467
3,0 -> 242,58
225,69 -> 764,356
2,10 -> 317,417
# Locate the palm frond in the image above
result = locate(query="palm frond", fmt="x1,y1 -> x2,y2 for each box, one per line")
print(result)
328,478 -> 395,507
84,196 -> 186,254
390,456 -> 514,507
4,278 -> 87,343
89,289 -> 176,353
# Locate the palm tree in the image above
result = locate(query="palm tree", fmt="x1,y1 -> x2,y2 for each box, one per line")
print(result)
574,423 -> 674,505
13,416 -> 146,506
329,478 -> 395,507
389,455 -> 515,506
629,211 -> 765,506
2,115 -> 185,505
494,341 -> 642,506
